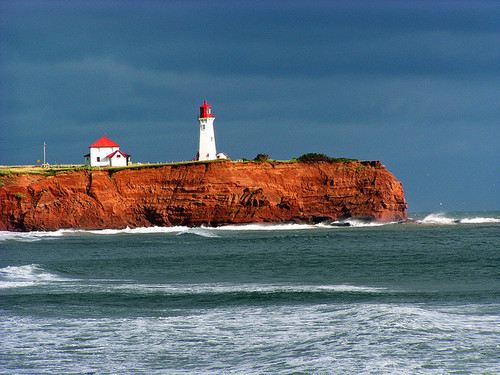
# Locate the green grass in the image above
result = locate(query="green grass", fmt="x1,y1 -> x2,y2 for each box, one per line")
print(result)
0,157 -> 362,177
106,158 -> 230,174
0,170 -> 13,177
0,165 -> 92,176
296,153 -> 358,163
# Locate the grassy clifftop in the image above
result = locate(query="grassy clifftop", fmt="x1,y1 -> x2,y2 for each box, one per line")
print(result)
0,156 -> 360,176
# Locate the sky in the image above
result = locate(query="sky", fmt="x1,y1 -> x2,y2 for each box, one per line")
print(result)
0,0 -> 499,213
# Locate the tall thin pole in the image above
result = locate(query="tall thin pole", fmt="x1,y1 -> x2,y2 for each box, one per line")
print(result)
43,142 -> 46,166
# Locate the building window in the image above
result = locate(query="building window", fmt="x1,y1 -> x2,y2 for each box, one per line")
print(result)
97,157 -> 100,162
117,155 -> 121,158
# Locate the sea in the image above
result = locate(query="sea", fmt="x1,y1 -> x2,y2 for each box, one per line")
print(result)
1,212 -> 499,374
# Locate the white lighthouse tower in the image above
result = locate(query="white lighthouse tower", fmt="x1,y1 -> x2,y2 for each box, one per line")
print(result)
197,100 -> 218,161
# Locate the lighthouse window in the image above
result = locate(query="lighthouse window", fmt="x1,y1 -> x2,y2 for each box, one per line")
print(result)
97,157 -> 100,162
207,108 -> 211,114
201,124 -> 205,130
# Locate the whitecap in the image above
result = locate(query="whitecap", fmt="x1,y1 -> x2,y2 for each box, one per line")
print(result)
317,219 -> 393,228
176,228 -> 221,238
0,229 -> 69,242
0,264 -> 70,289
83,226 -> 190,235
0,226 -> 191,240
333,219 -> 389,227
0,220 -> 398,240
416,213 -> 500,225
214,223 -> 317,231
109,282 -> 387,295
458,217 -> 500,224
417,213 -> 457,225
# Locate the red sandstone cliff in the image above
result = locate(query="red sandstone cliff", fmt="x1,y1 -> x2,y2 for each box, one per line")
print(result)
0,160 -> 407,231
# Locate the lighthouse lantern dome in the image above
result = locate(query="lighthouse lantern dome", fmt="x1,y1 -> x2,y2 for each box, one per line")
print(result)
199,100 -> 212,118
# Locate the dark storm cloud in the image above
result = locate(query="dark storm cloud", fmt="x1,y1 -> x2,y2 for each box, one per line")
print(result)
1,0 -> 499,211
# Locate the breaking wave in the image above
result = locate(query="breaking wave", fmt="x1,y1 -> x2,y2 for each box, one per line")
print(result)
417,213 -> 457,225
0,264 -> 70,289
0,222 -> 392,241
84,226 -> 189,235
176,227 -> 221,238
110,283 -> 387,295
0,226 -> 190,241
458,217 -> 500,224
0,229 -> 68,242
416,213 -> 500,225
1,212 -> 497,241
328,219 -> 390,227
215,223 -> 317,231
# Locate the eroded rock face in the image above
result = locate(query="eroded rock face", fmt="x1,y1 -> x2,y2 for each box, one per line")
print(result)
0,160 -> 407,231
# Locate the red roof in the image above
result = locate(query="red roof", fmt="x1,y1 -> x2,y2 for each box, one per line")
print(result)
89,135 -> 120,148
106,150 -> 131,158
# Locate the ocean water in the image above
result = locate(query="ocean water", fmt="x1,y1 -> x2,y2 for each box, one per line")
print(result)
1,212 -> 499,374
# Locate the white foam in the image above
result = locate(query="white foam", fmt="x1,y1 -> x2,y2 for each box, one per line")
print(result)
416,213 -> 500,225
214,223 -> 317,231
458,217 -> 500,224
334,219 -> 389,227
0,226 -> 191,240
417,213 -> 457,225
0,229 -> 68,242
214,221 -> 393,231
3,303 -> 499,374
84,226 -> 190,235
201,221 -> 391,231
0,264 -> 70,288
111,282 -> 386,295
0,220 -> 398,240
176,227 -> 221,238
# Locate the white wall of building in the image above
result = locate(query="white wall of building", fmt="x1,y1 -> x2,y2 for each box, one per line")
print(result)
89,147 -> 119,167
109,152 -> 128,167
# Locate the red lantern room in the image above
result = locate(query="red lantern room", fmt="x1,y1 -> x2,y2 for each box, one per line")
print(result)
199,100 -> 212,118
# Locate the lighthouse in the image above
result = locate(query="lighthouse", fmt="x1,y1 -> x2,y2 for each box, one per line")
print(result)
197,100 -> 218,161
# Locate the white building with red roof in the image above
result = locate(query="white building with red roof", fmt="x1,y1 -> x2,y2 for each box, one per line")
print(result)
84,134 -> 131,167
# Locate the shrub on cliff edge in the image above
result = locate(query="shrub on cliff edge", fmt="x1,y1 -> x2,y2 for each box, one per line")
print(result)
297,153 -> 358,163
297,153 -> 331,162
253,154 -> 270,163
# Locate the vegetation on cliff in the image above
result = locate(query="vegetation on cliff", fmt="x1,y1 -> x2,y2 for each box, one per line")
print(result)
0,153 -> 360,177
296,153 -> 358,163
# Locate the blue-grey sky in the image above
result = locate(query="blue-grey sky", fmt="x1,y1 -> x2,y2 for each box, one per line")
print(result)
1,0 -> 499,212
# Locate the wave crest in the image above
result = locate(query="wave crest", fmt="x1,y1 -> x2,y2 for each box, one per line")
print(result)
0,229 -> 68,242
418,213 -> 457,225
0,264 -> 69,289
215,223 -> 317,231
111,283 -> 387,295
417,213 -> 500,225
458,217 -> 500,224
176,228 -> 221,238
